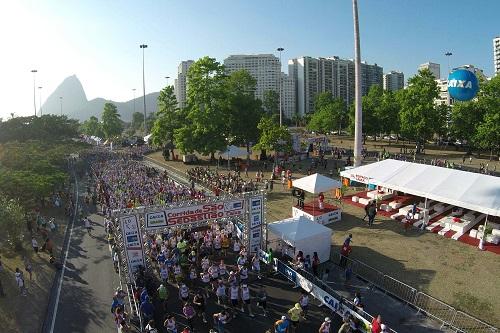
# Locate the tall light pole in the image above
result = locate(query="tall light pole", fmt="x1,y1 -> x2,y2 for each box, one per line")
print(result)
165,76 -> 170,86
31,69 -> 37,116
352,0 -> 363,167
445,52 -> 453,75
38,86 -> 43,116
277,47 -> 284,126
132,88 -> 136,114
140,44 -> 148,133
59,97 -> 63,116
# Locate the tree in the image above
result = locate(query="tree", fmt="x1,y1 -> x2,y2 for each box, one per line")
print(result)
0,115 -> 79,143
378,90 -> 401,137
80,116 -> 104,137
474,75 -> 500,157
174,57 -> 228,158
101,103 -> 123,139
151,86 -> 183,156
131,112 -> 145,132
398,69 -> 440,149
307,95 -> 345,134
435,103 -> 450,142
0,194 -> 25,249
263,90 -> 280,118
450,101 -> 481,151
225,70 -> 264,153
348,85 -> 382,141
254,115 -> 292,155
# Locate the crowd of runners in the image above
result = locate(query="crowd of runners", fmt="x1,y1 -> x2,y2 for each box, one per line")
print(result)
83,149 -> 387,333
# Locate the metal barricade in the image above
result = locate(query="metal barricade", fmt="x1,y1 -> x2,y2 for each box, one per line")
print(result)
451,311 -> 499,333
347,257 -> 385,290
382,275 -> 418,305
414,292 -> 456,329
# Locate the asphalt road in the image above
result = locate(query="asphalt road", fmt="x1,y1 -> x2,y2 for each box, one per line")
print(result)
51,183 -> 119,333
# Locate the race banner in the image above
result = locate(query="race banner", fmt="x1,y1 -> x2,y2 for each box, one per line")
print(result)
144,199 -> 245,231
249,195 -> 264,228
119,215 -> 145,280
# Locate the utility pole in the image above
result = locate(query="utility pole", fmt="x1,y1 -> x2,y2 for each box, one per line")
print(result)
277,47 -> 284,126
31,69 -> 37,116
352,0 -> 363,167
140,44 -> 148,133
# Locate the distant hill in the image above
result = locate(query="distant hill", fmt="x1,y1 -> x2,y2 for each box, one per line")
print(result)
41,75 -> 160,122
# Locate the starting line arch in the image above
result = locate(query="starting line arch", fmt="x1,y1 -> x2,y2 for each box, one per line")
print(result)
112,191 -> 267,281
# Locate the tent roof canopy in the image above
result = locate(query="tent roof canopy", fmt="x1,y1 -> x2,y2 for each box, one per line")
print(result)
340,159 -> 500,217
219,145 -> 248,158
268,216 -> 332,244
292,173 -> 342,194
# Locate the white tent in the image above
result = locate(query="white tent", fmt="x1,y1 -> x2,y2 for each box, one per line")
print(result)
292,173 -> 342,194
340,159 -> 500,217
219,145 -> 248,158
144,134 -> 152,143
268,216 -> 333,263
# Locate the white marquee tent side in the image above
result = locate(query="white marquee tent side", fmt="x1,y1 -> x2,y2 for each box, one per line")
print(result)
340,159 -> 500,217
267,216 -> 333,263
292,173 -> 342,194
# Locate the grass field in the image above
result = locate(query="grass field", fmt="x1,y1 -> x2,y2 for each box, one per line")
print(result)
148,144 -> 500,327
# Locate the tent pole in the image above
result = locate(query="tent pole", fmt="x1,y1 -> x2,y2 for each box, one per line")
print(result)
479,215 -> 488,250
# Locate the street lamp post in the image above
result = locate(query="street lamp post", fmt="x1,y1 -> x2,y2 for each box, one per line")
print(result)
140,44 -> 148,133
59,97 -> 63,116
38,86 -> 43,116
165,76 -> 170,86
445,52 -> 453,75
31,69 -> 37,116
352,0 -> 363,167
277,47 -> 284,126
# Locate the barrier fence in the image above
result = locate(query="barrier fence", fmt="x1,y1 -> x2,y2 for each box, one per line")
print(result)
332,253 -> 498,333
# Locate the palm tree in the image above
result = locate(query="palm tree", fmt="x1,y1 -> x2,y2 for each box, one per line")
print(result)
352,0 -> 363,167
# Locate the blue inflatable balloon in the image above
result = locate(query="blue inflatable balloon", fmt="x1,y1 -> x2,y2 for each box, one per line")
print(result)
447,69 -> 479,101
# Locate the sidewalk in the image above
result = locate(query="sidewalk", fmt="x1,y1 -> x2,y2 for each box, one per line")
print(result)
324,262 -> 452,333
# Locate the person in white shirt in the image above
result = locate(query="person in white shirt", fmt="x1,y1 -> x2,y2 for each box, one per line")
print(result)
240,284 -> 254,317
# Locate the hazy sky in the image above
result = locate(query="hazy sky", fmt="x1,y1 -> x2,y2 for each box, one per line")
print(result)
0,0 -> 498,120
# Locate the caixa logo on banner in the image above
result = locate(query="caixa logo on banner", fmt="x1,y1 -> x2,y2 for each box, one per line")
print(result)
277,260 -> 297,283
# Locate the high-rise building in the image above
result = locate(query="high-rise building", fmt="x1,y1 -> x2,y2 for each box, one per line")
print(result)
174,60 -> 194,108
289,56 -> 383,116
281,73 -> 296,119
493,37 -> 500,75
383,71 -> 404,91
224,54 -> 280,103
418,62 -> 440,79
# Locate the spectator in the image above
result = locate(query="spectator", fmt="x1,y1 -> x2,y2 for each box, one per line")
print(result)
312,252 -> 320,277
344,234 -> 353,247
15,268 -> 27,296
339,244 -> 351,268
368,203 -> 377,227
371,314 -> 382,333
140,296 -> 155,326
183,302 -> 196,330
32,237 -> 39,253
318,317 -> 331,333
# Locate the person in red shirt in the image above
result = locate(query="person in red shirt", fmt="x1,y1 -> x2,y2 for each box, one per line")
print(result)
339,244 -> 351,268
318,192 -> 325,211
371,314 -> 382,333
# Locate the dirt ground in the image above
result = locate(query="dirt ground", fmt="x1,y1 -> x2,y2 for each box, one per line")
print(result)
0,202 -> 70,332
148,146 -> 500,328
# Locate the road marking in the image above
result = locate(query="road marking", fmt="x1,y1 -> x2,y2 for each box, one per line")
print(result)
49,175 -> 79,333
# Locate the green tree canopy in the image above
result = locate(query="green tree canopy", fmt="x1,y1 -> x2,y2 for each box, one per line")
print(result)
131,112 -> 145,132
474,75 -> 500,154
225,70 -> 264,150
80,116 -> 104,137
0,115 -> 79,143
254,115 -> 292,154
307,93 -> 345,134
263,89 -> 280,117
398,69 -> 440,144
174,56 -> 229,157
151,85 -> 183,150
0,194 -> 25,249
101,102 -> 123,139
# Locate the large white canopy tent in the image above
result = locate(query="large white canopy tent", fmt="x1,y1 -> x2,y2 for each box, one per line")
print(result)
219,145 -> 248,169
292,173 -> 342,194
340,159 -> 500,217
268,216 -> 333,263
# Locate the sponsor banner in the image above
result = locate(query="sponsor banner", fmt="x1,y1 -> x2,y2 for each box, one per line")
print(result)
250,227 -> 261,248
146,211 -> 167,229
258,249 -> 270,264
119,215 -> 145,279
292,206 -> 341,225
249,195 -> 263,228
250,213 -> 262,228
234,222 -> 243,240
276,259 -> 297,283
145,199 -> 245,230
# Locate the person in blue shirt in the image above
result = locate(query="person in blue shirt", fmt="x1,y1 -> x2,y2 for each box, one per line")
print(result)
140,288 -> 149,304
157,252 -> 166,265
274,315 -> 289,333
344,234 -> 353,247
110,296 -> 121,314
140,296 -> 155,324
